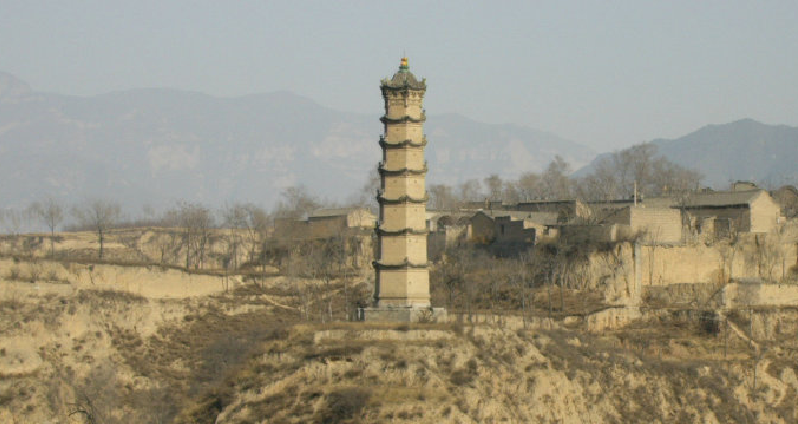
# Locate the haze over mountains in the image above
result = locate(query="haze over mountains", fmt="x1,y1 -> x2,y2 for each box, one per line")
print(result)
650,119 -> 798,188
576,118 -> 798,190
1,71 -> 796,212
0,72 -> 593,211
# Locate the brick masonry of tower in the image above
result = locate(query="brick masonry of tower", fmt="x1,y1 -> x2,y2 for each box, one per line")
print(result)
361,58 -> 445,322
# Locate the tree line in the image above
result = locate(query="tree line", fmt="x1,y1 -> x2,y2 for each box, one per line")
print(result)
0,143 -> 703,240
0,185 -> 342,263
429,143 -> 703,210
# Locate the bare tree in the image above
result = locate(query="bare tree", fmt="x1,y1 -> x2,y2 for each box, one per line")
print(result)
139,204 -> 158,225
30,198 -> 65,257
428,183 -> 457,211
501,180 -> 521,204
718,226 -> 741,283
302,237 -> 345,322
540,155 -> 573,199
511,251 -> 535,329
144,209 -> 180,266
771,185 -> 798,218
221,204 -> 245,270
0,207 -> 27,236
576,156 -> 618,201
72,199 -> 121,260
516,172 -> 541,201
175,202 -> 214,269
440,246 -> 466,310
755,232 -> 785,282
348,165 -> 380,212
576,143 -> 701,201
276,185 -> 321,220
457,179 -> 483,205
483,174 -> 504,200
242,205 -> 270,267
487,256 -> 507,323
280,242 -> 311,321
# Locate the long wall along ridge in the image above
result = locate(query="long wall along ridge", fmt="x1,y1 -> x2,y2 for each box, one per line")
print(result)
373,58 -> 431,308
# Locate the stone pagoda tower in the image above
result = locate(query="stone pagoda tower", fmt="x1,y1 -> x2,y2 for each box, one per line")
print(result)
363,57 -> 444,322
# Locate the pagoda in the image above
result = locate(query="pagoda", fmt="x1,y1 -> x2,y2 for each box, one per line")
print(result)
362,58 -> 444,322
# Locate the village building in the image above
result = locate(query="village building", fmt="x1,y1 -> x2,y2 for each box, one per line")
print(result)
468,210 -> 558,245
515,199 -> 591,223
587,199 -> 636,216
306,208 -> 375,238
494,216 -> 537,245
679,189 -> 782,236
459,199 -> 507,212
584,185 -> 783,243
273,216 -> 308,239
425,210 -> 473,232
599,206 -> 683,244
273,208 -> 375,239
426,211 -> 471,259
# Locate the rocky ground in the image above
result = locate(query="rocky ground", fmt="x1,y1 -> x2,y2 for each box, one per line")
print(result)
1,272 -> 797,423
1,229 -> 797,423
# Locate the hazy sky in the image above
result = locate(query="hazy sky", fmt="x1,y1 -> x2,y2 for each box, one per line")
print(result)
2,1 -> 797,151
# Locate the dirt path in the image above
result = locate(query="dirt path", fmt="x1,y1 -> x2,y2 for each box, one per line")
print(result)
726,318 -> 760,353
261,294 -> 297,310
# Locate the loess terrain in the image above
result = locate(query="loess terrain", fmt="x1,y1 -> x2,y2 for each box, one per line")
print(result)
1,229 -> 797,423
2,279 -> 798,423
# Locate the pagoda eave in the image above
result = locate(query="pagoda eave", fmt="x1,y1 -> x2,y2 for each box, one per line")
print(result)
379,137 -> 427,149
376,228 -> 429,236
380,83 -> 426,92
378,169 -> 428,177
377,194 -> 429,205
372,260 -> 430,270
380,116 -> 426,125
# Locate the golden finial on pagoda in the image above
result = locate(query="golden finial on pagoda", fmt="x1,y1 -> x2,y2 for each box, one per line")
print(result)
400,57 -> 408,69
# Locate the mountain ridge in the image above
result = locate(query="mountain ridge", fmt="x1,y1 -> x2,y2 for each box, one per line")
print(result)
652,118 -> 798,187
0,73 -> 594,211
575,118 -> 798,189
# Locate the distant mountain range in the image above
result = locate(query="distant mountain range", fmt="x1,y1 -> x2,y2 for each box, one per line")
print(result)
575,118 -> 798,189
2,71 -> 795,214
651,119 -> 798,188
0,72 -> 594,212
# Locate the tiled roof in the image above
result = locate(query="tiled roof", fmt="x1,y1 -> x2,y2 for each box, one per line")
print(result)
634,190 -> 766,208
308,208 -> 371,218
477,210 -> 559,225
517,199 -> 578,206
681,190 -> 763,207
383,71 -> 424,89
381,60 -> 426,90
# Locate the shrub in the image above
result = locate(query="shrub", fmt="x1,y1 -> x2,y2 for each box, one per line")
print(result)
47,269 -> 59,282
450,368 -> 475,387
318,388 -> 370,423
28,263 -> 42,283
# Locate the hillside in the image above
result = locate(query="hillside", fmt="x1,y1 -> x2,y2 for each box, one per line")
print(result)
1,228 -> 798,422
2,273 -> 797,423
652,119 -> 798,188
576,119 -> 798,188
0,72 -> 593,211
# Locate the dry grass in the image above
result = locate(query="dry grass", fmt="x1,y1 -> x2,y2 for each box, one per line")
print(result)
4,246 -> 798,424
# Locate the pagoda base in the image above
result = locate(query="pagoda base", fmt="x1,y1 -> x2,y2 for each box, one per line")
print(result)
358,306 -> 447,323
